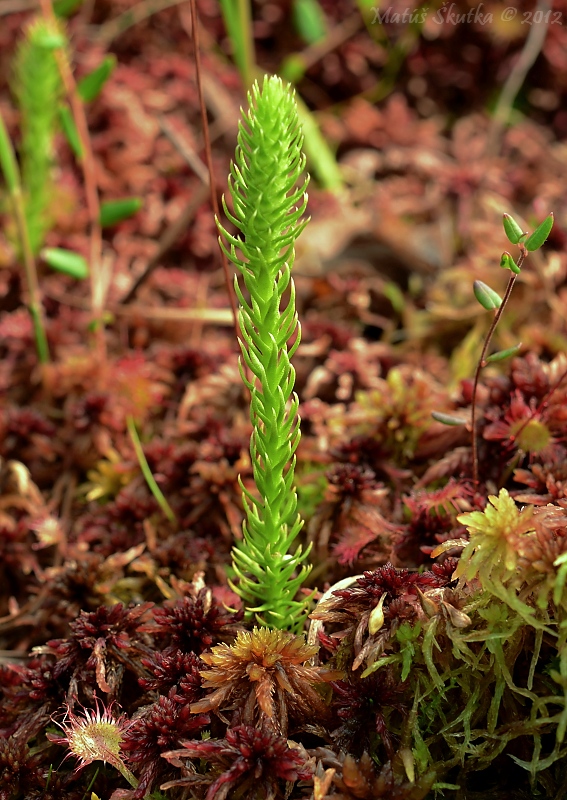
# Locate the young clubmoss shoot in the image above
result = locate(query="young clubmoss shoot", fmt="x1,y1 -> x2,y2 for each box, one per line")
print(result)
218,75 -> 312,632
12,17 -> 64,254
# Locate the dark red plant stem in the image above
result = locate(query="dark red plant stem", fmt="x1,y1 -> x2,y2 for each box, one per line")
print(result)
189,0 -> 240,347
471,247 -> 527,485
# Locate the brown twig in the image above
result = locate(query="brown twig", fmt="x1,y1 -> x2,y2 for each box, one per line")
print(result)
115,305 -> 234,324
121,182 -> 210,304
92,0 -> 190,45
283,12 -> 362,78
158,114 -> 210,184
119,114 -> 211,303
0,0 -> 38,14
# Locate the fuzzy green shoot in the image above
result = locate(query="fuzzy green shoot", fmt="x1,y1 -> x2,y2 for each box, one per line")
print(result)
218,75 -> 312,632
12,16 -> 64,254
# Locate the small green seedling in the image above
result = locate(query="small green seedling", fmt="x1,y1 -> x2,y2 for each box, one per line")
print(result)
469,212 -> 553,484
432,211 -> 554,486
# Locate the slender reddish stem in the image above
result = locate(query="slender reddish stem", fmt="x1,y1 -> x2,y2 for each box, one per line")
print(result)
471,247 -> 527,485
189,0 -> 240,347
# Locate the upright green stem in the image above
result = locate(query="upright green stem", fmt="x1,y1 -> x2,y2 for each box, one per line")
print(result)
126,415 -> 177,525
0,112 -> 49,363
219,0 -> 255,90
116,762 -> 139,789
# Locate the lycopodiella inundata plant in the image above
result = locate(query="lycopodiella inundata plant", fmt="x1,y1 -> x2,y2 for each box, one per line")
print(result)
0,15 -> 64,365
218,76 -> 312,632
12,16 -> 64,255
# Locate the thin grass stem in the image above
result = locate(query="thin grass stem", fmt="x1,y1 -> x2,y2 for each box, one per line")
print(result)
127,415 -> 177,525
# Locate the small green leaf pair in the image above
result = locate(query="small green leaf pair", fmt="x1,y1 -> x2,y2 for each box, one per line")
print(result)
40,197 -> 143,281
502,211 -> 553,250
475,212 -> 554,309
